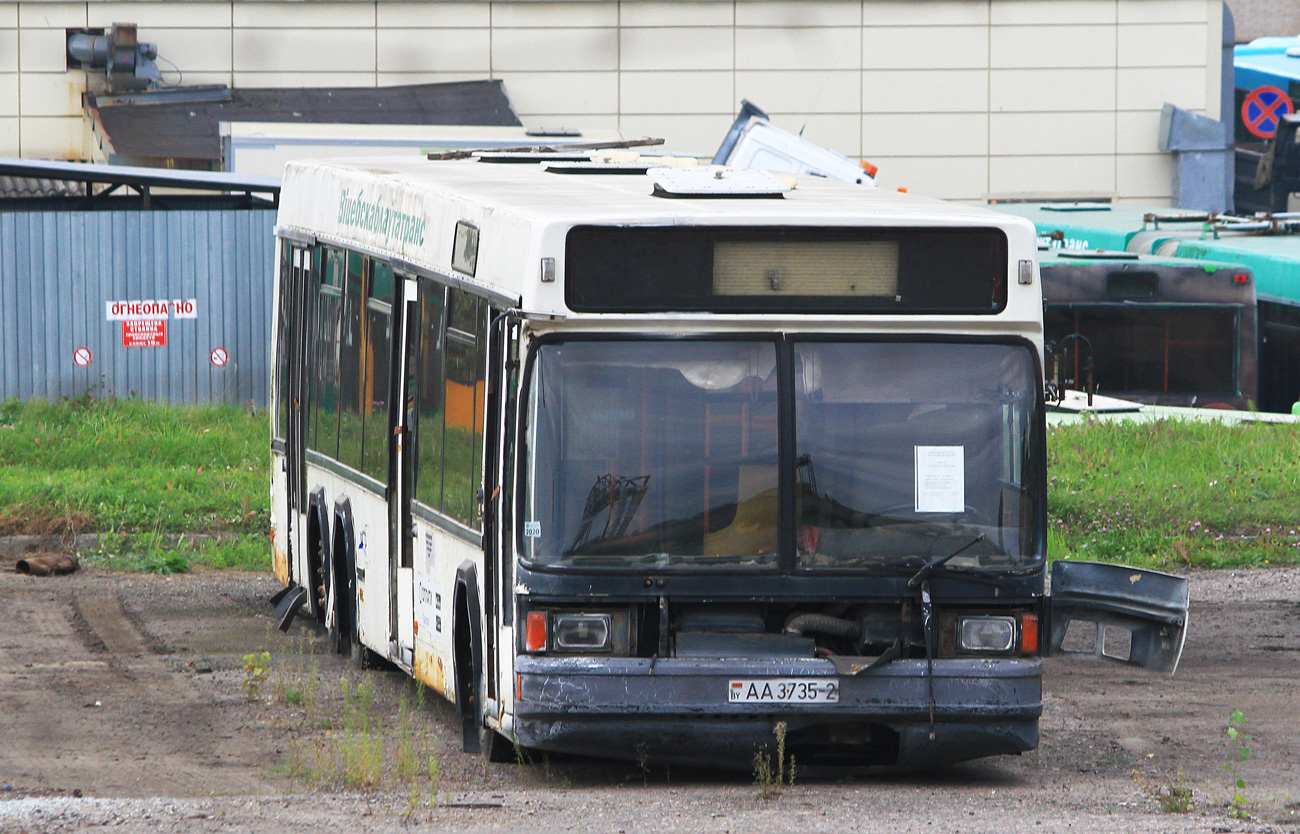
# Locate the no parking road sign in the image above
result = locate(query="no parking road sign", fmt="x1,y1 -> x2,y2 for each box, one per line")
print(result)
1242,85 -> 1295,139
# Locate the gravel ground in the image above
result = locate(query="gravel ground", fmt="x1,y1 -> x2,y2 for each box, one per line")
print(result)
1,564 -> 1298,834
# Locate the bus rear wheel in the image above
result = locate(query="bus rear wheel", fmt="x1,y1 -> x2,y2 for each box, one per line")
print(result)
327,533 -> 355,657
481,726 -> 515,763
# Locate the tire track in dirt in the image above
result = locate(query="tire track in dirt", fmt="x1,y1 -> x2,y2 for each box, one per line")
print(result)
0,578 -> 274,798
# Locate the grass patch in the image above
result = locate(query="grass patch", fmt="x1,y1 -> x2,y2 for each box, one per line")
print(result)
0,395 -> 268,537
0,396 -> 270,572
1048,419 -> 1300,570
3,397 -> 1299,574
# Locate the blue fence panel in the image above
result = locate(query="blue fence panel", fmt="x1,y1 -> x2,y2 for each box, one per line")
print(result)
0,206 -> 277,407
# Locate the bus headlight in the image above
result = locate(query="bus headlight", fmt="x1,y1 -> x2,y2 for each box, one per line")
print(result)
958,616 -> 1016,652
552,613 -> 613,651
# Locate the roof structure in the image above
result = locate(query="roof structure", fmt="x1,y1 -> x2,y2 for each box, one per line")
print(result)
0,156 -> 280,207
88,80 -> 522,167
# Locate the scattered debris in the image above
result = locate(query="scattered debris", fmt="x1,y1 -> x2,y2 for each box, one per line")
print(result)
15,553 -> 80,576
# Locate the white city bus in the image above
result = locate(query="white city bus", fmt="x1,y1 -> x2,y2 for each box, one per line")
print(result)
269,153 -> 1188,768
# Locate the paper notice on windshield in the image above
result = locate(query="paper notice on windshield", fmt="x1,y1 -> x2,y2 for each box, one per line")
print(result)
914,446 -> 964,513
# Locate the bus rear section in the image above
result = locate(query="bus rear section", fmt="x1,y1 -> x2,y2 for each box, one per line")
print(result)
1039,249 -> 1258,409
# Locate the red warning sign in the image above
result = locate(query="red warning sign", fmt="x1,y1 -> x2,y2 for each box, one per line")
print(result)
73,347 -> 92,367
122,320 -> 167,347
210,347 -> 229,367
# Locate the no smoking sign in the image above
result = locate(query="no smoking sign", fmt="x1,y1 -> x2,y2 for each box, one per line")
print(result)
210,347 -> 229,367
73,347 -> 92,367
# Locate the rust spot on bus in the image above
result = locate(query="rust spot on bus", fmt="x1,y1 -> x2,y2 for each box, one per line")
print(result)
272,544 -> 289,584
414,644 -> 449,701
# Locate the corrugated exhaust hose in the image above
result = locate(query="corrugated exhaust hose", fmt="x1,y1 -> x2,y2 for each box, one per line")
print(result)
783,613 -> 860,639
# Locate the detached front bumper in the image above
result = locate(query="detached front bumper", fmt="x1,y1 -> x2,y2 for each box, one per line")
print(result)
512,655 -> 1042,768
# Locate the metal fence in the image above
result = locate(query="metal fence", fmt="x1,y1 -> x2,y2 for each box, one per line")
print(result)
1,206 -> 277,407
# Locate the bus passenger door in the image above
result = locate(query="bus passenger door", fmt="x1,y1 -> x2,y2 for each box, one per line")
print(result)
482,310 -> 518,708
391,277 -> 420,666
1047,561 -> 1189,674
280,243 -> 313,579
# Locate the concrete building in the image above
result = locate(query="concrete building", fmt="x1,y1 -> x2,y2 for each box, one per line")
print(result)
3,1 -> 1227,202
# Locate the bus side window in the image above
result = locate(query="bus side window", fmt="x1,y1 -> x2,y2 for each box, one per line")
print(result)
338,252 -> 367,473
444,289 -> 485,528
308,247 -> 344,459
361,261 -> 395,482
414,281 -> 447,513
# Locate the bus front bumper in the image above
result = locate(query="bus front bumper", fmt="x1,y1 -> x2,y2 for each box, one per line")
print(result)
511,655 -> 1042,769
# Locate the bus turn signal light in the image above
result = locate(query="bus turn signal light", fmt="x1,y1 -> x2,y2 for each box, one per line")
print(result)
526,611 -> 547,653
1021,613 -> 1040,654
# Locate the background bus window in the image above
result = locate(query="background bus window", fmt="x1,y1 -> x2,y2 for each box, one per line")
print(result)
414,282 -> 447,513
361,262 -> 395,482
308,247 -> 344,459
443,289 -> 485,527
337,252 -> 366,473
1045,307 -> 1239,396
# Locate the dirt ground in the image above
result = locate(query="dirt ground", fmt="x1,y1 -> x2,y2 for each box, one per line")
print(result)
1,557 -> 1298,834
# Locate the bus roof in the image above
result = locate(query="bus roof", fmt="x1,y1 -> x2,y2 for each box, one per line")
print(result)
277,155 -> 1039,318
987,202 -> 1171,251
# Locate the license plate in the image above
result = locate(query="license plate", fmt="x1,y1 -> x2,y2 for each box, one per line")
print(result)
728,678 -> 839,704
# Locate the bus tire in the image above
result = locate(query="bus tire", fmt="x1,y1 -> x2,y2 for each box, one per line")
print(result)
329,500 -> 358,657
306,489 -> 329,623
481,725 -> 515,763
351,640 -> 388,670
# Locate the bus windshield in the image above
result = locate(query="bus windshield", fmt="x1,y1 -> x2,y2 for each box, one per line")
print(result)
521,339 -> 1043,571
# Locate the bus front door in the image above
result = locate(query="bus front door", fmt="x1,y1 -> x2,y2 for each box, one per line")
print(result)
282,243 -> 312,582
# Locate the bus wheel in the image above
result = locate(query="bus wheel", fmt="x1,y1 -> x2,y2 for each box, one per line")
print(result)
311,530 -> 328,624
328,533 -> 354,656
481,725 -> 515,763
351,640 -> 387,670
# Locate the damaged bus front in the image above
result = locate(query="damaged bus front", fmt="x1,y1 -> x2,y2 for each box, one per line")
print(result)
506,335 -> 1188,769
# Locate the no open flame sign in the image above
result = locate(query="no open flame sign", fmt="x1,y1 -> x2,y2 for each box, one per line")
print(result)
105,298 -> 198,349
105,299 -> 197,321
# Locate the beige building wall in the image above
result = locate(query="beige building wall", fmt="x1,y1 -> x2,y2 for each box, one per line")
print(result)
0,0 -> 1223,202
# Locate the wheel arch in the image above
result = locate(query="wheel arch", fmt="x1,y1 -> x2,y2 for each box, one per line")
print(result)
454,560 -> 484,752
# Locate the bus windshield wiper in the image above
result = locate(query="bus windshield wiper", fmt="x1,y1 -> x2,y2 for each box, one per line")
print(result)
906,534 -> 986,588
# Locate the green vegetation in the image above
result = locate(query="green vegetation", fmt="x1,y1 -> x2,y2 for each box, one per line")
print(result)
0,395 -> 269,572
3,397 -> 1299,573
1048,419 -> 1300,570
1224,709 -> 1252,819
753,720 -> 795,800
1133,766 -> 1194,813
240,650 -> 273,701
275,659 -> 446,804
